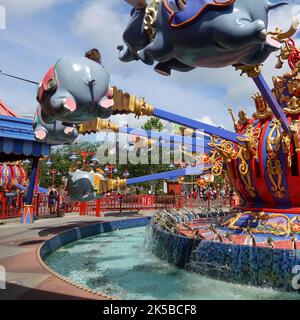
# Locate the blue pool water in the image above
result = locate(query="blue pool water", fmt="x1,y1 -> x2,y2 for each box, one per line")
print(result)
45,227 -> 300,300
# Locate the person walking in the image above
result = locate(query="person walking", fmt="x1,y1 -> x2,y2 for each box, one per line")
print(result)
48,187 -> 58,214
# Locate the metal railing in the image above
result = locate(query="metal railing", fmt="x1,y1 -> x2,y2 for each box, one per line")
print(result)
73,194 -> 235,216
0,193 -> 237,220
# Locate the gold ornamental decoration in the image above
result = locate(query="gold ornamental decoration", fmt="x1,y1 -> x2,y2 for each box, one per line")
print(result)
291,120 -> 300,153
223,211 -> 295,236
267,157 -> 285,198
237,127 -> 261,159
273,75 -> 300,115
78,119 -> 119,135
281,132 -> 292,167
95,177 -> 127,195
237,145 -> 256,197
207,150 -> 224,177
269,17 -> 299,45
266,120 -> 285,199
271,17 -> 299,68
208,138 -> 238,162
210,150 -> 224,176
252,93 -> 273,120
112,87 -> 154,117
144,0 -> 159,41
283,96 -> 300,115
234,64 -> 262,78
235,18 -> 299,77
208,137 -> 241,177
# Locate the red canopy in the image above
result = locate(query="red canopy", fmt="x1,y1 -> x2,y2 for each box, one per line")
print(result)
0,100 -> 18,117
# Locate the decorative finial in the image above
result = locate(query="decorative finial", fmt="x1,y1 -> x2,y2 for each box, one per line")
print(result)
252,93 -> 273,120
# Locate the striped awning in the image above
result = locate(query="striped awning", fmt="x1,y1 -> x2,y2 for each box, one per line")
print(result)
0,115 -> 51,159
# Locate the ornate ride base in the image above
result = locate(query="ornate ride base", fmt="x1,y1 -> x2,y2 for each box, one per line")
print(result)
148,210 -> 300,293
147,39 -> 300,293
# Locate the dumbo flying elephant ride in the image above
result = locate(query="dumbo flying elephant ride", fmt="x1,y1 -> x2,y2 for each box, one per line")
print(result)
121,0 -> 288,75
33,1 -> 300,293
34,51 -> 114,145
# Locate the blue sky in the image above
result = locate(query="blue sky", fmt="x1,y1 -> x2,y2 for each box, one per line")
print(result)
0,0 -> 299,135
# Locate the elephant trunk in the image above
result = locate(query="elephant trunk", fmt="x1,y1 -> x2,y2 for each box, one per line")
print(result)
118,45 -> 135,62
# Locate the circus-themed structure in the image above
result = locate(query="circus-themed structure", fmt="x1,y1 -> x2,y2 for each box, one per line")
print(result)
2,0 -> 300,292
0,101 -> 51,223
0,162 -> 27,191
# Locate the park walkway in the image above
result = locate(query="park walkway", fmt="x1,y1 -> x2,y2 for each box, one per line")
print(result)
0,212 -> 153,300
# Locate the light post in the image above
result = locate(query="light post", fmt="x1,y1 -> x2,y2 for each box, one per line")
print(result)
49,170 -> 58,187
169,162 -> 175,169
46,159 -> 53,168
69,152 -> 78,163
23,159 -> 31,167
46,158 -> 58,187
90,155 -> 99,167
74,151 -> 96,162
69,150 -> 97,173
123,169 -> 130,179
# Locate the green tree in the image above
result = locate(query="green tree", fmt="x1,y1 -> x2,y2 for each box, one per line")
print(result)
38,141 -> 103,189
141,117 -> 164,132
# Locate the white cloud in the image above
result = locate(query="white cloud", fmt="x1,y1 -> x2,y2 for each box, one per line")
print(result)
197,116 -> 215,126
0,0 -> 73,18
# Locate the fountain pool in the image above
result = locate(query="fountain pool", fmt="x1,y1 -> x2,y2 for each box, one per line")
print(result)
45,227 -> 300,300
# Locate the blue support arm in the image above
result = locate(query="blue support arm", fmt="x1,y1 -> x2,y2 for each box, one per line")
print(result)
155,141 -> 211,153
25,157 -> 39,205
119,127 -> 211,148
126,165 -> 211,185
152,108 -> 244,144
253,74 -> 290,133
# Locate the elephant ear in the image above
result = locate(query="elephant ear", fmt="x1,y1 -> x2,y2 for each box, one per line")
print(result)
163,0 -> 236,28
37,64 -> 59,103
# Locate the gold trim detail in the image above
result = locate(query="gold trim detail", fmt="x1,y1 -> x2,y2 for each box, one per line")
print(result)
273,75 -> 300,115
223,211 -> 296,236
252,93 -> 273,120
209,150 -> 224,177
237,127 -> 261,159
208,138 -> 239,177
78,119 -> 119,135
282,132 -> 292,167
144,0 -> 159,41
270,17 -> 299,69
237,145 -> 256,197
208,139 -> 238,162
266,120 -> 285,198
112,87 -> 154,117
96,178 -> 127,195
234,64 -> 262,78
291,120 -> 300,153
269,17 -> 299,45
